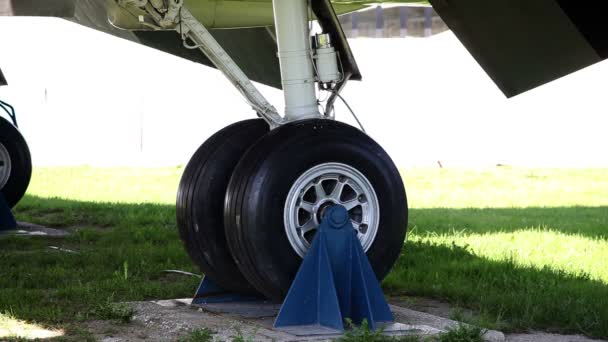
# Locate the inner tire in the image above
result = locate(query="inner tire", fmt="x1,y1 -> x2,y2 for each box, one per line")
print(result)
177,119 -> 269,294
225,119 -> 408,300
0,117 -> 32,208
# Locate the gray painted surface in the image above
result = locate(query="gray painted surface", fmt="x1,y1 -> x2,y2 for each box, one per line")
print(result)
0,68 -> 6,86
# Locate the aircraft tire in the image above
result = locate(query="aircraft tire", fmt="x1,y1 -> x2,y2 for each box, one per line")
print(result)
177,119 -> 269,294
224,119 -> 408,301
0,117 -> 32,208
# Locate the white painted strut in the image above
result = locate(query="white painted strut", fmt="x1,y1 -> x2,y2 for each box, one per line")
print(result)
176,7 -> 283,127
272,0 -> 321,121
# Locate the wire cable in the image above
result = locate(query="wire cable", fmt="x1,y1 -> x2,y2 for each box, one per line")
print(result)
334,92 -> 366,133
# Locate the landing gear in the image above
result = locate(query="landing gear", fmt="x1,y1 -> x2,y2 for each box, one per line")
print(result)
224,120 -> 408,300
0,117 -> 32,208
168,0 -> 407,303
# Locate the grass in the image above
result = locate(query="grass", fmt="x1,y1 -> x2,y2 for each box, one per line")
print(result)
338,320 -> 483,342
179,328 -> 214,342
1,166 -> 607,340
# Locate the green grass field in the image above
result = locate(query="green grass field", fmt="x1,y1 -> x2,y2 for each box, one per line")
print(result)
1,166 -> 607,340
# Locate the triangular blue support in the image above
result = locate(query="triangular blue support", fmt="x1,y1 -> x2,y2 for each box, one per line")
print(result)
0,193 -> 16,231
274,205 -> 394,334
192,276 -> 263,305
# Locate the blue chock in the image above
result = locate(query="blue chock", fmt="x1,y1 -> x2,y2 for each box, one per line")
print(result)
192,276 -> 262,305
0,193 -> 16,231
274,205 -> 394,335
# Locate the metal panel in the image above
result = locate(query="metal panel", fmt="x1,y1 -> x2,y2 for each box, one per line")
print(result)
134,28 -> 281,88
429,0 -> 603,98
0,68 -> 6,86
0,0 -> 74,16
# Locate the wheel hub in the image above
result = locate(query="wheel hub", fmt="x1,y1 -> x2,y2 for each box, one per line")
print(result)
315,200 -> 337,223
284,162 -> 380,258
0,142 -> 11,190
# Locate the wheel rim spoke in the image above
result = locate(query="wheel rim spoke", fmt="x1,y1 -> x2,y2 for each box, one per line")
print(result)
342,199 -> 360,211
298,201 -> 314,213
313,182 -> 325,198
299,220 -> 317,234
328,181 -> 346,201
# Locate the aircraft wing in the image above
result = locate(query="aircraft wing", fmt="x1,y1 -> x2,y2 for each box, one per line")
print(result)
429,0 -> 608,97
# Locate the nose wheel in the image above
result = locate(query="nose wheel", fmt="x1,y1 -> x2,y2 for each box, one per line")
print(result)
0,117 -> 32,208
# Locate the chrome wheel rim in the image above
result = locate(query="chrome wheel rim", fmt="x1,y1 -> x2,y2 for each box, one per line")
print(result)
284,162 -> 380,258
0,142 -> 11,190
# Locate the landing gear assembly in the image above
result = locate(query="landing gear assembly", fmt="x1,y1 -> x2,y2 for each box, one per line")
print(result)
135,0 -> 411,308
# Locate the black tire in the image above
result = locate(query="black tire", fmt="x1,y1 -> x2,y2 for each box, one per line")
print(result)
0,117 -> 32,208
225,119 -> 408,300
177,119 -> 269,294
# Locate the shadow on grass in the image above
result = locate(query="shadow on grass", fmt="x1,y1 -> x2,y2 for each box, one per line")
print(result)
5,196 -> 608,339
2,195 -> 199,340
385,239 -> 608,339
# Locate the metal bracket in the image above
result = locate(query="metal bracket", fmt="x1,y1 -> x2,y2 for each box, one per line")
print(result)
0,100 -> 18,127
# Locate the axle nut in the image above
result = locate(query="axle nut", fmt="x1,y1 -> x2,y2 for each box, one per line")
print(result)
327,206 -> 349,229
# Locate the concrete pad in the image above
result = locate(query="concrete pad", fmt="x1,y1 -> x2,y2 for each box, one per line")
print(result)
507,333 -> 606,342
390,305 -> 505,342
85,298 -> 506,342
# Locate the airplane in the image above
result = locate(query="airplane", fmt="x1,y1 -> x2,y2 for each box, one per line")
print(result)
0,0 -> 605,301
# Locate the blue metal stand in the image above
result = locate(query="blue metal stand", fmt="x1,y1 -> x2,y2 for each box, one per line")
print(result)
192,276 -> 262,305
274,205 -> 394,334
0,193 -> 16,231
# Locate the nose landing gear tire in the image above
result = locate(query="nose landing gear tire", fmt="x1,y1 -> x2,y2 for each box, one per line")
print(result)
224,119 -> 408,301
177,119 -> 269,294
0,117 -> 32,208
